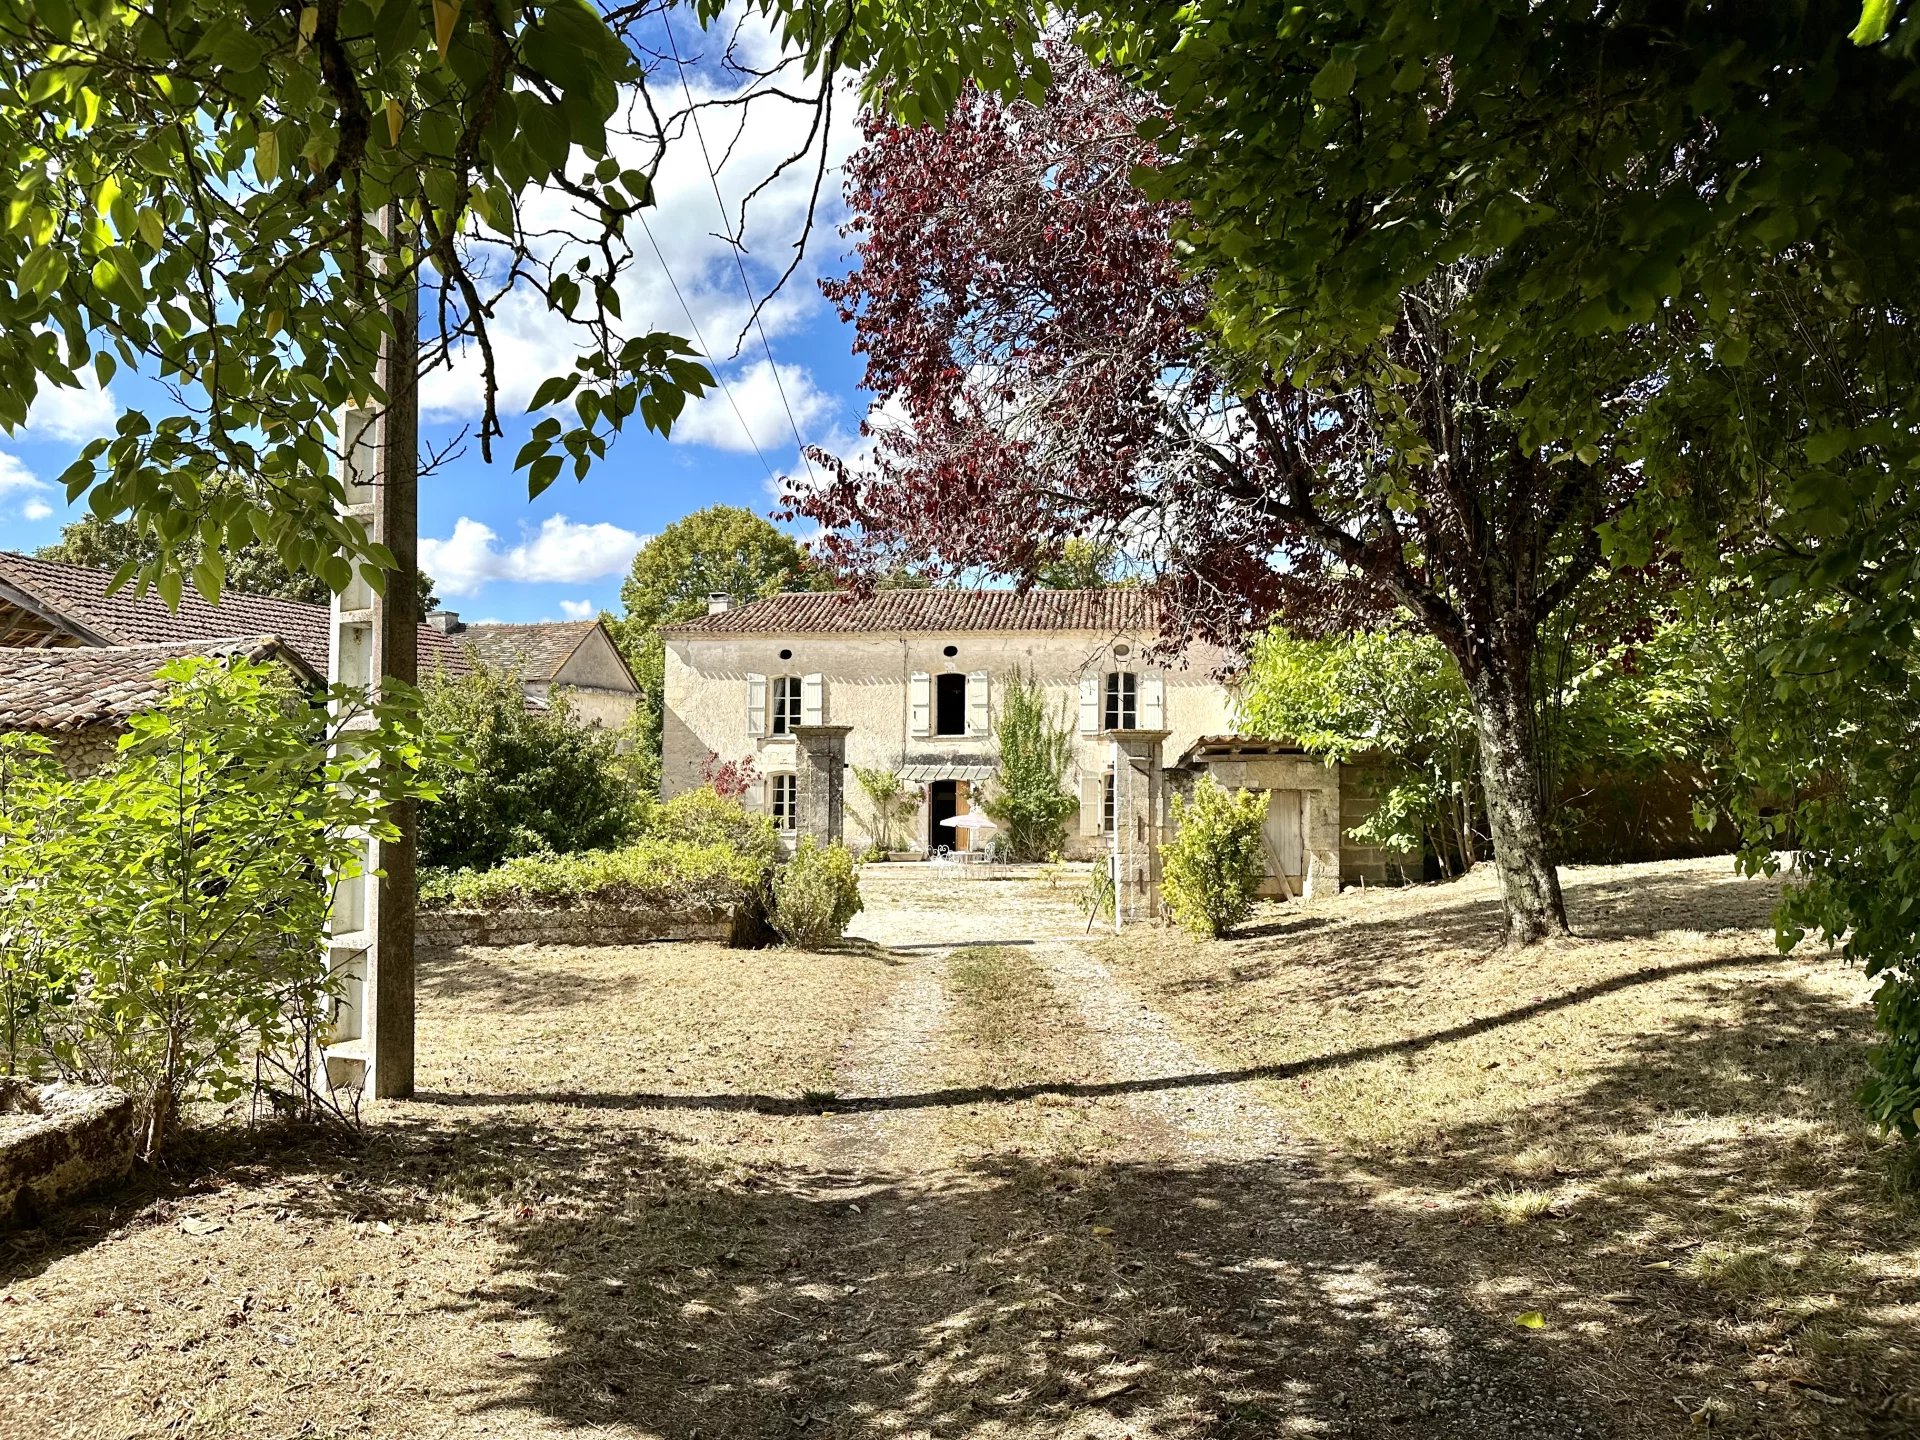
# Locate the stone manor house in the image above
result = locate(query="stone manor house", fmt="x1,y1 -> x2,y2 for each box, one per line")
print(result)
662,588 -> 1405,898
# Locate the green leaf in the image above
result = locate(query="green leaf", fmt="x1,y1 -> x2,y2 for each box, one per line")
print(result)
1514,1311 -> 1546,1329
1310,57 -> 1357,103
1851,0 -> 1895,44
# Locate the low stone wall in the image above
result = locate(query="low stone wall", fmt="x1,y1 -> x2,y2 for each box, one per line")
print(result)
1,1079 -> 136,1229
417,905 -> 735,949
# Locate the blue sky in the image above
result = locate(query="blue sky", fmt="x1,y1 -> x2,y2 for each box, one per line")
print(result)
0,12 -> 872,626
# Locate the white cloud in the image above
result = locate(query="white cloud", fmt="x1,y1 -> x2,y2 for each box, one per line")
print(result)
420,514 -> 647,598
417,11 -> 861,424
673,359 -> 834,454
1,451 -> 54,522
25,374 -> 117,443
0,453 -> 41,493
559,598 -> 596,620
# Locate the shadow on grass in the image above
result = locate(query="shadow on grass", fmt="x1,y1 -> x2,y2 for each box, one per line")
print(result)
414,952 -> 1763,1117
1346,971 -> 1920,1434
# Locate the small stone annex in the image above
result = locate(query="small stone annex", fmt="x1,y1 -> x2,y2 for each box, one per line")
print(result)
0,636 -> 317,774
661,587 -> 1412,901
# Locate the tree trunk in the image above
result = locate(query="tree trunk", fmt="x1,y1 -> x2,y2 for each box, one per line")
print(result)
1465,664 -> 1569,945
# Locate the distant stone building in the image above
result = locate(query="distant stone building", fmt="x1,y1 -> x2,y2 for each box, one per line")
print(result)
0,552 -> 472,677
661,588 -> 1407,896
430,613 -> 641,730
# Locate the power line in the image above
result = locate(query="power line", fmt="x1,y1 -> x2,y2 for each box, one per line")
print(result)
660,11 -> 822,489
635,207 -> 783,488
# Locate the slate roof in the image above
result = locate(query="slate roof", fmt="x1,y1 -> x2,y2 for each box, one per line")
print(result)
461,619 -> 597,682
0,637 -> 315,731
663,588 -> 1158,637
0,553 -> 471,678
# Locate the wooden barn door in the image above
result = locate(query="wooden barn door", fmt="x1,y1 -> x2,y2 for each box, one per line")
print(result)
1261,790 -> 1307,897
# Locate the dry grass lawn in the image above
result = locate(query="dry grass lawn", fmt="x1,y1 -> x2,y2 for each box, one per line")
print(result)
1094,855 -> 1920,1432
6,857 -> 1919,1439
0,940 -> 905,1439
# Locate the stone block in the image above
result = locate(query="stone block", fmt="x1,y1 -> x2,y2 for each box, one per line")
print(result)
1,1079 -> 136,1229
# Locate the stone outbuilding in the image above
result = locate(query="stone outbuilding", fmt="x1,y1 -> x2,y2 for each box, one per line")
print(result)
0,551 -> 473,677
433,613 -> 642,730
0,635 -> 318,774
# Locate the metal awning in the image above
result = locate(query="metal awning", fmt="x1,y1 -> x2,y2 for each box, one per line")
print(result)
898,761 -> 998,783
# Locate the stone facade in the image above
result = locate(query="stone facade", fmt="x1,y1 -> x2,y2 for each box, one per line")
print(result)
660,590 -> 1411,896
1,1079 -> 136,1228
663,615 -> 1239,861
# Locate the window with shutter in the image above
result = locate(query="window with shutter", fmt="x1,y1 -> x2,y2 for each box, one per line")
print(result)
1079,768 -> 1106,836
908,671 -> 932,737
770,675 -> 802,734
1140,673 -> 1165,729
801,673 -> 825,726
965,671 -> 990,736
1078,674 -> 1100,734
769,773 -> 798,831
1103,671 -> 1137,730
746,672 -> 767,737
934,672 -> 967,735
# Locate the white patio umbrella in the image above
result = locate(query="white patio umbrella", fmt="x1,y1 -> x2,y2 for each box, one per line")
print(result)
939,814 -> 996,830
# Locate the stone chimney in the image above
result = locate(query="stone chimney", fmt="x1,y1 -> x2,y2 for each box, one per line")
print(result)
426,610 -> 462,634
707,592 -> 733,615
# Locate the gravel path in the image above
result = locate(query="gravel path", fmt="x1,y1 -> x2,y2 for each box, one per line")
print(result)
817,869 -> 1624,1439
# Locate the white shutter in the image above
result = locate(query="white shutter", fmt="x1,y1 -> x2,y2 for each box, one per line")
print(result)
1140,673 -> 1165,729
966,671 -> 991,736
801,672 -> 825,726
745,672 -> 767,738
1078,674 -> 1100,734
908,671 -> 932,738
1079,766 -> 1106,836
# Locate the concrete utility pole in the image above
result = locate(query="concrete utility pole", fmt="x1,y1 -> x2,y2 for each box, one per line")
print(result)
323,201 -> 419,1101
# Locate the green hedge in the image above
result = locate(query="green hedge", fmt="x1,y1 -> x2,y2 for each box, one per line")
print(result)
420,836 -> 764,914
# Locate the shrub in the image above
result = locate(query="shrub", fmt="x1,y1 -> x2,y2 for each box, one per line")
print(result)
769,838 -> 863,948
0,659 -> 429,1158
1161,776 -> 1269,938
980,668 -> 1078,860
419,836 -> 766,914
418,666 -> 638,871
853,765 -> 920,855
648,785 -> 782,870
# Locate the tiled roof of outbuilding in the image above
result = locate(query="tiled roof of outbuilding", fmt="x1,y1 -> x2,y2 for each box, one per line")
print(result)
0,637 -> 313,731
0,553 -> 471,677
662,588 -> 1158,637
461,619 -> 597,681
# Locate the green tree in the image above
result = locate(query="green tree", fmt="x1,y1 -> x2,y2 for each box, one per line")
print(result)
979,668 -> 1077,861
1243,627 -> 1480,875
613,505 -> 816,778
38,510 -> 437,610
417,664 -> 637,871
0,0 -> 725,603
1035,538 -> 1124,590
0,657 -> 430,1157
1161,776 -> 1269,939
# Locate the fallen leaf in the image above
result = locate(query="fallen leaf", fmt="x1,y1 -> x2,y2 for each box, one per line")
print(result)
180,1216 -> 224,1236
1514,1310 -> 1546,1329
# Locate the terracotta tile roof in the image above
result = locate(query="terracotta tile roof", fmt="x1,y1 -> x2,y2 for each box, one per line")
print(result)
0,637 -> 315,731
0,552 -> 471,678
662,588 -> 1159,637
459,619 -> 599,682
